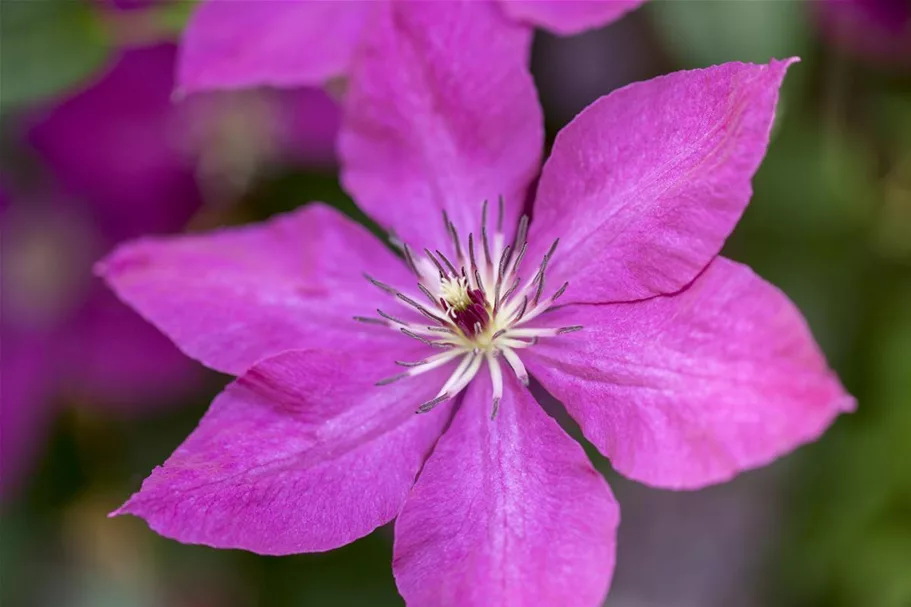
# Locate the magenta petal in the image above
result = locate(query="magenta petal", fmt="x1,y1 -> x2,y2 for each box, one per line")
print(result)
499,0 -> 648,35
178,0 -> 374,94
529,59 -> 796,304
524,258 -> 855,490
339,0 -> 542,252
28,44 -> 200,241
59,289 -> 202,410
0,331 -> 53,496
394,373 -> 619,607
115,347 -> 451,555
98,204 -> 410,376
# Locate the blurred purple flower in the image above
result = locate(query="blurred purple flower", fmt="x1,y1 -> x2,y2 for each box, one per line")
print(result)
175,1 -> 637,169
175,0 -> 647,95
0,44 -> 203,495
180,86 -> 341,196
101,4 -> 852,605
815,0 -> 911,67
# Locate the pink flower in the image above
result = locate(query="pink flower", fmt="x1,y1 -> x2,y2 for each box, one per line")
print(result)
176,0 -> 648,95
1,45 -> 202,496
101,4 -> 852,605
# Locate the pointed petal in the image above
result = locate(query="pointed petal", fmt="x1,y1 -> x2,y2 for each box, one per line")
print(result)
97,204 -> 411,375
340,0 -> 542,251
529,59 -> 796,304
394,373 -> 618,607
500,0 -> 648,35
178,0 -> 374,94
524,257 -> 855,490
115,346 -> 451,555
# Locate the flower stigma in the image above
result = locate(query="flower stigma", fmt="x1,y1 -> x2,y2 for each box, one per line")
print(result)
356,198 -> 582,419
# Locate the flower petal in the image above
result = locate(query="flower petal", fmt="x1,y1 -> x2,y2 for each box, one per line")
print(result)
178,0 -> 374,94
499,0 -> 648,35
339,0 -> 542,252
98,204 -> 410,375
114,346 -> 451,555
0,330 -> 53,496
28,44 -> 200,241
528,59 -> 796,304
394,373 -> 618,607
524,257 -> 854,490
59,289 -> 202,410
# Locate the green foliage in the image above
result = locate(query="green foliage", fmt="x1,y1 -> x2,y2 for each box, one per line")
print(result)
0,0 -> 112,113
646,0 -> 811,68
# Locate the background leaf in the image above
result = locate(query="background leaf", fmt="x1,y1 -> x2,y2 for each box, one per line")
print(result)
0,0 -> 112,113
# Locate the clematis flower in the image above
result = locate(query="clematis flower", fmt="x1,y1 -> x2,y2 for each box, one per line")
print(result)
176,0 -> 645,170
0,44 -> 202,495
102,4 -> 853,605
176,0 -> 648,96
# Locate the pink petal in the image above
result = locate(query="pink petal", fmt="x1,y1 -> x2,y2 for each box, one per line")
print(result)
0,330 -> 53,496
394,373 -> 619,607
115,347 -> 451,555
178,0 -> 374,95
98,204 -> 410,376
524,257 -> 855,490
339,0 -> 542,252
59,288 -> 203,411
27,44 -> 200,241
282,87 -> 341,167
529,59 -> 796,304
499,0 -> 648,35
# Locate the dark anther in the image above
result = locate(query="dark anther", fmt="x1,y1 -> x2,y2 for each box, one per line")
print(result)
480,200 -> 492,265
364,273 -> 398,295
552,281 -> 569,301
443,210 -> 463,261
514,214 -> 529,249
435,249 -> 458,276
376,372 -> 408,386
377,308 -> 408,325
403,244 -> 420,276
513,295 -> 528,322
417,282 -> 438,306
417,394 -> 449,414
396,292 -> 447,323
496,195 -> 505,232
396,359 -> 427,368
401,327 -> 435,345
424,248 -> 447,278
490,396 -> 501,420
353,316 -> 387,325
511,242 -> 528,276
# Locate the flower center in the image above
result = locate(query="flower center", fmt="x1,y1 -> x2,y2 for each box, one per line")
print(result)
356,198 -> 581,419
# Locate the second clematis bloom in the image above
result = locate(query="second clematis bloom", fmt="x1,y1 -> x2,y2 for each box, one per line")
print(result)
177,0 -> 648,95
101,4 -> 853,605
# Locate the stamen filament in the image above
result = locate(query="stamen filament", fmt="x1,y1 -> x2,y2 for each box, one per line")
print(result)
501,348 -> 529,385
487,354 -> 504,419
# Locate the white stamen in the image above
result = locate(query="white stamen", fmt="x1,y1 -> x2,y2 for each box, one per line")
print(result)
402,349 -> 464,376
487,354 -> 504,419
363,202 -> 582,418
437,351 -> 480,396
438,353 -> 484,399
501,347 -> 528,385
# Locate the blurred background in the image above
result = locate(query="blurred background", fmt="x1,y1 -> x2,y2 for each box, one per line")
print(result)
1,1 -> 909,606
